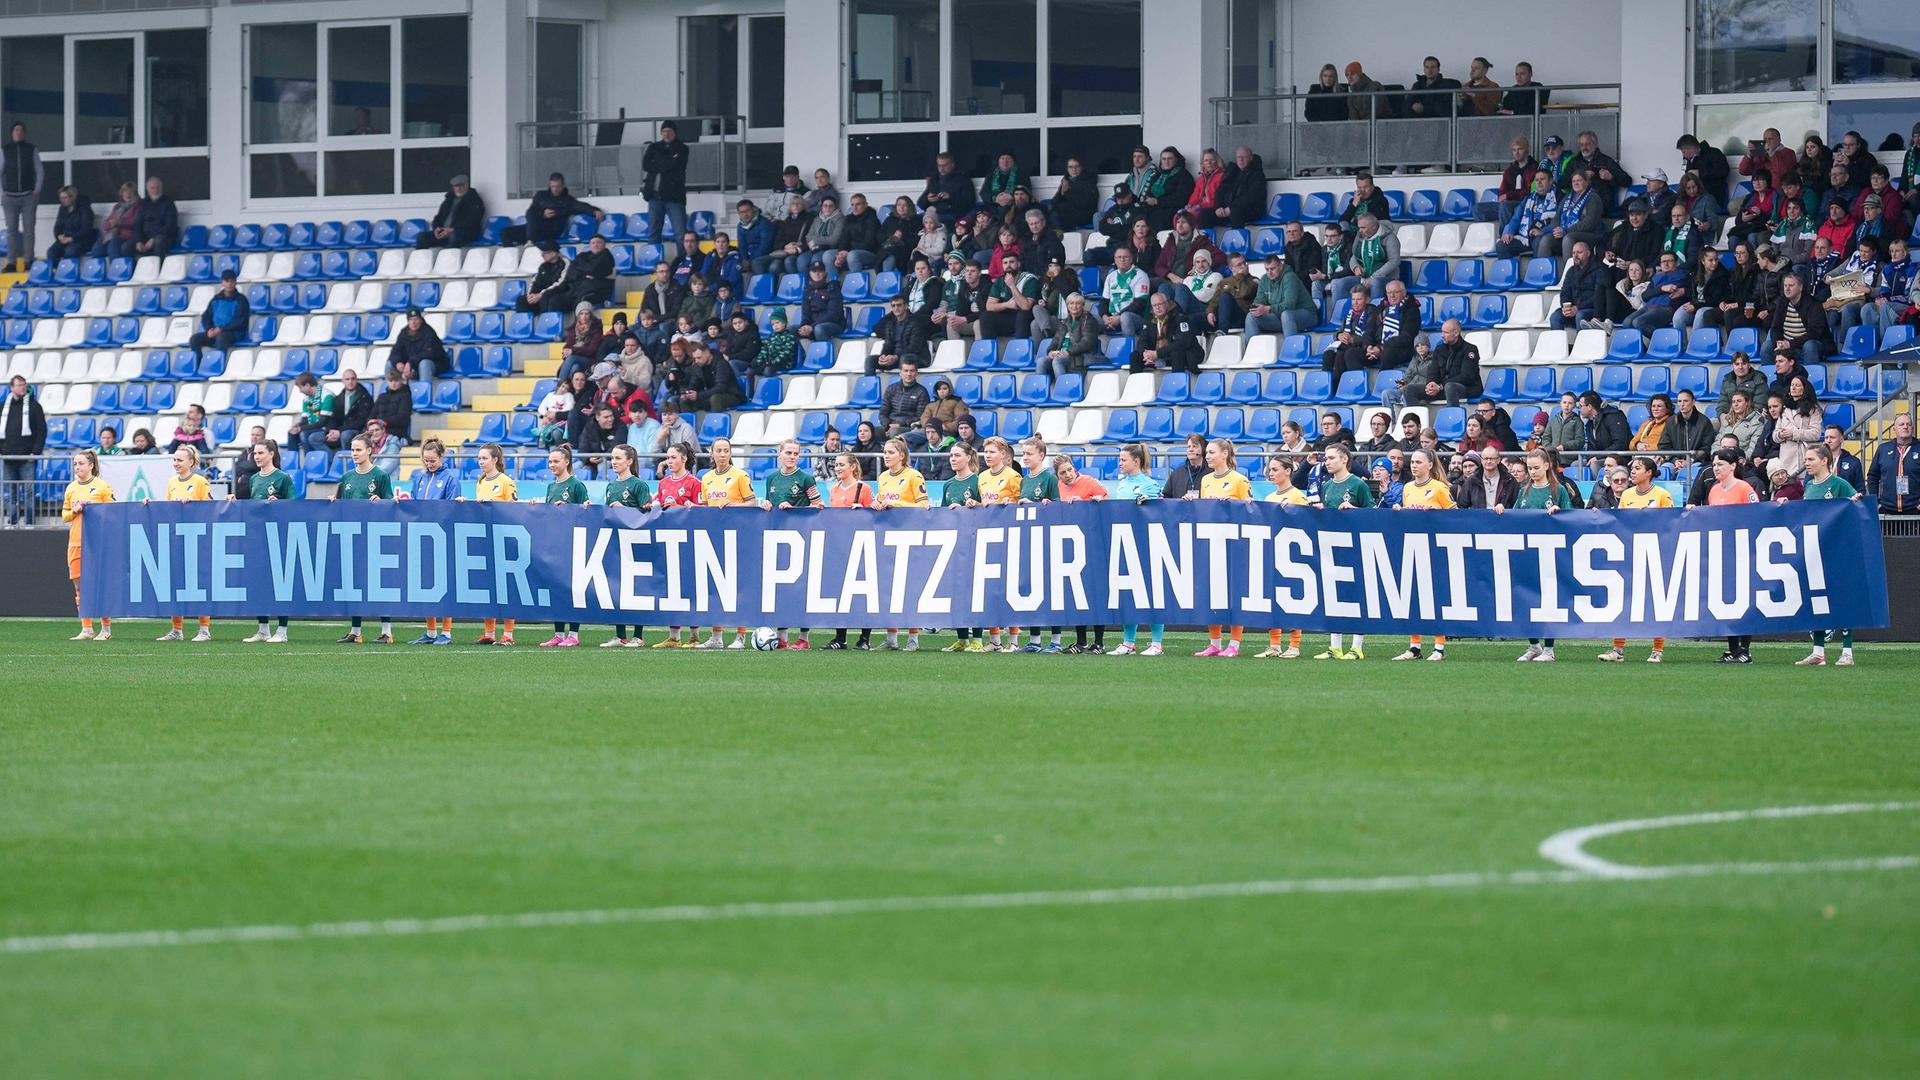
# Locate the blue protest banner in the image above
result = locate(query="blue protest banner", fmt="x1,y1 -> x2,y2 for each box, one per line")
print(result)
80,499 -> 1887,637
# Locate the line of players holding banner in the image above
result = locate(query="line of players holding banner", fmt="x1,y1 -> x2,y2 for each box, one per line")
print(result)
57,424 -> 1865,665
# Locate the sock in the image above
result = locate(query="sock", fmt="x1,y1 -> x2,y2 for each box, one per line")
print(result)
102,618 -> 111,629
1151,625 -> 1165,645
351,617 -> 362,631
886,631 -> 898,646
1329,633 -> 1344,652
908,631 -> 919,645
198,617 -> 210,629
858,629 -> 872,645
1841,630 -> 1854,648
278,618 -> 288,629
1051,631 -> 1063,646
1433,635 -> 1446,649
1651,637 -> 1665,651
380,620 -> 392,637
1270,629 -> 1284,646
81,617 -> 93,631
504,619 -> 515,636
485,618 -> 497,635
1410,634 -> 1424,647
1351,634 -> 1364,652
1208,625 -> 1222,646
669,626 -> 682,641
1094,628 -> 1105,647
1228,627 -> 1242,644
259,618 -> 270,630
1612,638 -> 1626,650
1076,627 -> 1089,648
554,622 -> 566,635
1123,626 -> 1138,646
172,617 -> 184,631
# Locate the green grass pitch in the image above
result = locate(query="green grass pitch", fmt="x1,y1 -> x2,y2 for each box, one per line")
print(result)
2,619 -> 1916,1077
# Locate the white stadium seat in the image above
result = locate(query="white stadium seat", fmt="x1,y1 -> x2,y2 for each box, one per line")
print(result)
1494,329 -> 1533,366
1118,371 -> 1156,406
927,338 -> 965,372
156,255 -> 189,282
38,384 -> 68,412
1395,223 -> 1428,256
1529,330 -> 1570,365
761,412 -> 797,444
78,289 -> 109,316
829,340 -> 870,373
130,256 -> 163,284
1568,328 -> 1608,362
1460,222 -> 1498,255
112,351 -> 142,381
813,374 -> 850,408
459,249 -> 492,277
1502,293 -> 1547,329
374,251 -> 407,278
267,253 -> 298,280
28,320 -> 59,349
487,248 -> 521,277
239,254 -> 270,281
1064,409 -> 1104,445
1206,335 -> 1242,369
1035,409 -> 1072,446
730,412 -> 768,445
1080,370 -> 1121,407
58,352 -> 87,381
105,287 -> 137,315
467,280 -> 500,309
780,375 -> 817,411
1422,223 -> 1464,256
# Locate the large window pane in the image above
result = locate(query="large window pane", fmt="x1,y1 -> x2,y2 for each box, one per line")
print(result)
1829,98 -> 1920,153
847,130 -> 940,182
403,17 -> 468,138
947,127 -> 1040,180
534,21 -> 583,148
683,15 -> 739,131
324,149 -> 394,196
147,29 -> 208,149
1693,0 -> 1816,94
1692,101 -> 1823,162
251,152 -> 317,199
849,0 -> 939,123
1049,0 -> 1141,117
747,16 -> 785,129
251,23 -> 317,144
402,146 -> 470,193
952,0 -> 1035,116
146,156 -> 210,203
329,25 -> 391,137
745,142 -> 785,191
74,38 -> 135,145
2,36 -> 65,152
72,159 -> 138,205
1047,123 -> 1142,175
1833,0 -> 1920,84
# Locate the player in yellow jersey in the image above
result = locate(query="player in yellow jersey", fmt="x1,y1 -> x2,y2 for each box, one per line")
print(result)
1392,448 -> 1456,661
1255,455 -> 1309,658
1191,439 -> 1250,657
468,443 -> 520,645
697,437 -> 756,649
875,437 -> 930,650
156,446 -> 213,641
62,448 -> 115,640
975,437 -> 1024,651
1601,457 -> 1675,663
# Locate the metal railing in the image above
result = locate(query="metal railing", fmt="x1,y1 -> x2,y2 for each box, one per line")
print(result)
512,114 -> 747,200
1209,83 -> 1621,177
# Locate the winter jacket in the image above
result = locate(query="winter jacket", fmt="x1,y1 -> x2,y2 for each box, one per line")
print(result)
641,138 -> 689,203
428,188 -> 485,246
522,187 -> 601,245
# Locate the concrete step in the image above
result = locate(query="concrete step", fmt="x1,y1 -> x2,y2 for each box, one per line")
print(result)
471,394 -> 522,412
522,358 -> 560,378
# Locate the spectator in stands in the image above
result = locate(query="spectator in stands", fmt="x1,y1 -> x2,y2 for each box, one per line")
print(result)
1458,415 -> 1502,457
1766,351 -> 1811,403
712,310 -> 758,373
1799,136 -> 1836,197
1552,169 -> 1606,259
1552,241 -> 1605,331
919,152 -> 977,225
1309,221 -> 1350,312
1340,173 -> 1392,227
1823,424 -> 1863,491
1455,445 -> 1509,508
325,369 -> 372,450
1677,171 -> 1724,238
1729,170 -> 1777,250
1,123 -> 42,272
868,295 -> 930,377
833,193 -> 881,273
1343,62 -> 1383,120
1717,351 -> 1767,412
386,306 -> 448,382
644,403 -> 697,465
735,198 -> 775,274
795,262 -> 846,343
1208,251 -> 1258,333
981,252 -> 1041,338
1660,389 -> 1717,460
516,244 -> 570,314
1770,270 -> 1831,369
1766,375 -> 1822,478
1602,196 -> 1661,281
800,194 -> 848,270
1636,167 -> 1676,222
640,121 -> 689,244
693,344 -> 746,413
1833,238 -> 1888,339
804,168 -> 841,215
0,376 -> 42,524
1718,389 -> 1763,457
44,186 -> 95,268
1045,156 -> 1098,232
769,194 -> 812,273
567,233 -> 618,309
1819,163 -> 1860,226
1580,390 -> 1631,453
1139,147 -> 1193,232
1314,410 -> 1357,450
1304,63 -> 1347,124
127,428 -> 157,454
126,175 -> 180,262
1136,291 -> 1201,374
575,405 -> 628,479
417,174 -> 482,250
1495,171 -> 1558,257
1085,184 -> 1141,267
1405,318 -> 1482,409
1165,248 -> 1222,322
556,302 -> 604,385
1835,130 -> 1875,180
1851,193 -> 1895,259
1103,216 -> 1160,278
1685,436 -> 1761,505
1676,134 -> 1730,208
932,257 -> 985,340
92,181 -> 140,260
1497,61 -> 1544,115
1741,128 -> 1796,190
362,419 -> 401,477
982,150 -> 1026,212
766,166 -> 808,220
1339,213 -> 1398,302
1460,56 -> 1501,115
188,269 -> 250,360
1628,392 -> 1673,452
1036,291 -> 1099,382
637,261 -> 685,324
904,207 -> 947,269
1493,137 -> 1539,227
1871,237 -> 1912,334
1152,208 -> 1221,284
1183,148 -> 1227,224
1536,134 -> 1574,196
507,172 -> 601,247
985,223 -> 1021,277
876,359 -> 932,441
1770,198 -> 1818,266
1358,411 -> 1397,454
1099,245 -> 1151,340
1572,131 -> 1626,207
1673,246 -> 1727,334
629,308 -> 669,363
679,274 -> 716,331
1207,146 -> 1264,228
611,331 -> 655,390
370,370 -> 413,444
1407,55 -> 1460,125
1476,399 -> 1517,450
1031,255 -> 1075,342
1243,252 -> 1318,340
1017,208 -> 1064,271
1322,285 -> 1378,374
1627,251 -> 1689,338
1538,391 -> 1579,456
289,373 -> 331,451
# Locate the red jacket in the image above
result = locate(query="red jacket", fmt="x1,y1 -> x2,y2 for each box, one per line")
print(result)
1740,147 -> 1796,189
1184,168 -> 1226,215
1499,157 -> 1539,203
1817,215 -> 1856,253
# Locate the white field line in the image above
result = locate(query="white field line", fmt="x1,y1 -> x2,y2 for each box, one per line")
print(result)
1536,801 -> 1920,878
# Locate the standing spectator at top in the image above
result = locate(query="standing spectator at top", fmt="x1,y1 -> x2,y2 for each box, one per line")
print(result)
1343,62 -> 1383,120
1138,147 -> 1194,232
1741,128 -> 1797,190
417,174 -> 484,249
93,181 -> 140,260
804,168 -> 841,215
1867,414 -> 1919,515
919,152 -> 977,225
1304,64 -> 1347,122
1340,172 -> 1392,226
1572,131 -> 1627,206
734,198 -> 774,271
765,165 -> 808,220
1048,157 -> 1099,231
1183,148 -> 1228,224
189,270 -> 250,359
135,175 -> 179,260
1460,57 -> 1502,116
386,306 -> 448,382
1676,134 -> 1731,209
1491,137 -> 1539,227
45,186 -> 96,268
1497,61 -> 1545,115
1406,56 -> 1460,120
982,151 -> 1026,211
1212,146 -> 1269,228
1,375 -> 46,525
641,120 -> 689,244
2,122 -> 43,273
505,173 -> 602,247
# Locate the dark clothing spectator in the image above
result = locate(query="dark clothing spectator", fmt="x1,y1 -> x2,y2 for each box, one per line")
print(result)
1458,470 -> 1518,509
1559,256 -> 1607,322
1659,406 -> 1718,459
517,254 -> 572,314
1373,297 -> 1423,368
190,287 -> 251,356
1017,226 -> 1066,273
736,211 -> 774,265
1497,156 -> 1540,216
638,276 -> 686,323
1140,162 -> 1195,233
1161,459 -> 1207,499
842,207 -> 883,270
1304,82 -> 1348,122
47,197 -> 96,265
1216,154 -> 1270,228
1499,82 -> 1547,115
868,314 -> 930,375
96,195 -> 140,259
641,134 -> 690,242
1049,172 -> 1100,231
1868,436 -> 1920,514
1408,72 -> 1462,118
370,383 -> 414,442
508,185 -> 602,247
1340,187 -> 1392,226
386,322 -> 449,381
687,357 -> 744,413
418,185 -> 485,249
1584,405 -> 1632,453
563,246 -> 617,307
1424,337 -> 1484,402
878,375 -> 931,434
1,385 -> 46,525
798,276 -> 846,338
1574,146 -> 1629,207
1684,143 -> 1732,208
919,168 -> 978,224
137,192 -> 179,258
1284,231 -> 1326,293
1135,309 -> 1202,373
1768,289 -> 1833,364
327,384 -> 374,439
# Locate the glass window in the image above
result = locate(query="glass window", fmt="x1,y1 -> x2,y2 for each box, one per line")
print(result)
2,36 -> 65,152
402,146 -> 470,193
745,143 -> 785,191
533,21 -> 583,147
1829,98 -> 1920,153
683,15 -> 739,128
946,127 -> 1040,179
1693,0 -> 1817,94
328,25 -> 392,137
849,0 -> 940,123
74,38 -> 135,145
748,16 -> 785,129
847,130 -> 941,181
1048,0 -> 1141,117
145,155 -> 210,203
251,152 -> 317,199
1833,0 -> 1920,84
1047,123 -> 1142,174
324,149 -> 393,196
403,17 -> 469,138
1692,101 -> 1823,162
33,162 -> 65,206
251,23 -> 318,145
952,0 -> 1035,116
147,29 -> 208,149
72,159 -> 138,205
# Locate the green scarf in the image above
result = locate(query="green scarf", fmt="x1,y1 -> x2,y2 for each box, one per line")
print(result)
1355,232 -> 1386,276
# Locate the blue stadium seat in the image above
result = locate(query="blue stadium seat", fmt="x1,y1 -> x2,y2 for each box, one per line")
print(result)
1684,327 -> 1722,360
1015,373 -> 1049,406
1605,330 -> 1642,362
1139,407 -> 1175,440
482,346 -> 514,377
1410,261 -> 1449,293
1560,366 -> 1593,397
748,377 -> 785,409
1824,402 -> 1855,430
1442,189 -> 1478,220
1645,328 -> 1682,360
1333,370 -> 1369,403
1523,257 -> 1559,289
1190,371 -> 1225,403
1723,326 -> 1759,360
1260,192 -> 1301,224
744,274 -> 775,304
138,350 -> 170,380
1150,372 -> 1191,405
953,374 -> 985,406
1436,295 -> 1470,326
347,250 -> 378,277
1261,370 -> 1296,402
796,412 -> 831,443
432,381 -> 463,411
78,258 -> 106,285
279,348 -> 309,378
1837,324 -> 1876,360
801,341 -> 834,370
359,314 -> 391,343
197,350 -> 229,381
1000,338 -> 1035,369
1482,367 -> 1518,402
235,224 -> 262,250
1673,364 -> 1709,398
259,382 -> 290,411
1211,407 -> 1245,440
1247,407 -> 1282,441
775,274 -> 804,302
1629,366 -> 1671,401
1000,409 -> 1034,442
1407,190 -> 1442,221
229,382 -> 259,412
1469,294 -> 1508,329
504,412 -> 538,445
477,413 -> 508,442
1297,370 -> 1332,403
1301,191 -> 1336,222
1249,228 -> 1285,258
66,417 -> 95,449
1096,410 -> 1139,443
1595,365 -> 1633,399
320,252 -> 351,279
1432,406 -> 1466,441
1828,363 -> 1868,400
1174,406 -> 1210,438
380,282 -> 412,311
842,307 -> 883,337
1225,370 -> 1261,403
519,378 -> 555,410
872,271 -> 902,297
206,225 -> 235,251
311,347 -> 340,376
840,272 -> 871,302
1520,367 -> 1557,400
168,351 -> 198,379
121,383 -> 151,412
1218,228 -> 1250,255
1048,374 -> 1084,405
534,312 -> 566,340
1101,336 -> 1133,368
1804,362 -> 1827,397
1447,260 -> 1483,291
981,374 -> 1016,407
